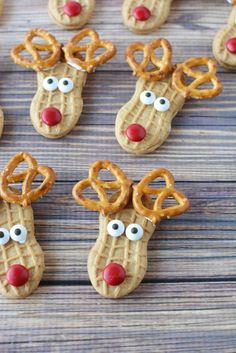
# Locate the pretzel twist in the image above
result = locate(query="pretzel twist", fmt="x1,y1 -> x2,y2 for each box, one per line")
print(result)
63,28 -> 117,73
11,29 -> 61,71
73,160 -> 132,215
133,168 -> 189,224
0,152 -> 56,207
126,38 -> 173,81
172,57 -> 223,99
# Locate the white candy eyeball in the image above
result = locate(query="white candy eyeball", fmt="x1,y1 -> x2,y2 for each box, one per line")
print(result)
140,91 -> 156,105
43,76 -> 58,91
154,97 -> 170,112
58,78 -> 74,93
0,228 -> 10,246
10,224 -> 27,244
107,220 -> 125,237
126,224 -> 144,241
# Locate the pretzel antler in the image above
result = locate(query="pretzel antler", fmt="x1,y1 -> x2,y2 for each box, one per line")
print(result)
63,29 -> 117,74
172,57 -> 223,99
133,168 -> 189,225
126,38 -> 173,81
11,29 -> 61,71
73,160 -> 133,216
0,152 -> 56,207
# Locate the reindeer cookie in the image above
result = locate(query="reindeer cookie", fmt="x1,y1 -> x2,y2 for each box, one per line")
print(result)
115,38 -> 223,155
11,28 -> 116,139
0,152 -> 55,299
213,0 -> 236,70
122,0 -> 172,34
73,160 -> 189,299
48,0 -> 95,30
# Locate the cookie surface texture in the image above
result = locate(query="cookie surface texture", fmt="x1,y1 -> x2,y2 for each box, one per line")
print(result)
48,0 -> 95,29
213,5 -> 236,70
122,0 -> 172,34
0,202 -> 44,299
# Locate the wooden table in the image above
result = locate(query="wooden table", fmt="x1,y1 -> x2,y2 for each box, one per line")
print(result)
0,1 -> 236,352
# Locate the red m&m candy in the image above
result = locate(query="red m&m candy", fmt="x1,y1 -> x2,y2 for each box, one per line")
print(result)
226,38 -> 236,54
64,1 -> 82,17
41,107 -> 62,126
133,6 -> 151,21
126,124 -> 146,142
6,264 -> 29,287
102,263 -> 126,286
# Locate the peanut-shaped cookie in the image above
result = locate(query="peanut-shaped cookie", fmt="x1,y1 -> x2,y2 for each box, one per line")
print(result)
0,152 -> 55,299
73,160 -> 189,298
122,0 -> 172,34
115,38 -> 222,155
213,0 -> 236,70
11,28 -> 116,139
48,0 -> 95,29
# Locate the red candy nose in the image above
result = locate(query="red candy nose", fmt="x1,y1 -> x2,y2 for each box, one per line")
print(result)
6,264 -> 29,287
133,6 -> 151,21
226,38 -> 236,54
41,107 -> 62,126
126,124 -> 146,142
102,263 -> 126,286
64,1 -> 82,17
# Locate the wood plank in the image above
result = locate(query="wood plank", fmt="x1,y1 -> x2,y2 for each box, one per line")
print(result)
1,283 -> 236,353
0,0 -> 235,352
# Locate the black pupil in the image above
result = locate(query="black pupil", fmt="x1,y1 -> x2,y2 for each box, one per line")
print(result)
160,99 -> 166,105
14,229 -> 21,236
48,78 -> 53,84
0,231 -> 4,238
112,223 -> 119,230
131,227 -> 138,234
145,92 -> 151,97
63,80 -> 69,86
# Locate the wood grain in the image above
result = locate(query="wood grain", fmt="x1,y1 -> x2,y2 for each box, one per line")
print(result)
0,0 -> 236,352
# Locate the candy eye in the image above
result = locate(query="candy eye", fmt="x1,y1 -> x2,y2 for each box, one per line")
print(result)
58,78 -> 74,93
107,220 -> 125,237
140,91 -> 156,105
43,76 -> 58,91
0,228 -> 10,245
126,224 -> 144,241
154,97 -> 170,112
10,225 -> 27,244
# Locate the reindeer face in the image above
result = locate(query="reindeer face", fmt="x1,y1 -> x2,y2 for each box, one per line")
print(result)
88,207 -> 156,299
0,202 -> 44,299
0,152 -> 55,299
115,38 -> 222,155
73,160 -> 190,298
213,6 -> 236,70
48,0 -> 95,29
11,28 -> 116,139
122,0 -> 172,34
116,76 -> 185,155
30,63 -> 87,139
